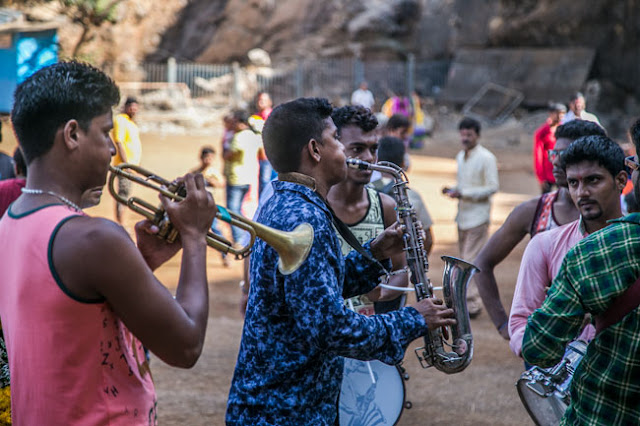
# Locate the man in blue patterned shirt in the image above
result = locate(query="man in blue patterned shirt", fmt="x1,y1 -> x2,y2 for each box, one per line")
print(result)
522,120 -> 640,424
226,98 -> 456,425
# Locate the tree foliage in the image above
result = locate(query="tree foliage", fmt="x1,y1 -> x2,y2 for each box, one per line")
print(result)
59,0 -> 125,57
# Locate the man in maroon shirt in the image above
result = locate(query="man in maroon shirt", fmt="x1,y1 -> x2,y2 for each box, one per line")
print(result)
0,148 -> 26,216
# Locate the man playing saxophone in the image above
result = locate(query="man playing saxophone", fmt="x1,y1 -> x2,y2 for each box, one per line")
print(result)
327,105 -> 409,315
226,97 -> 456,426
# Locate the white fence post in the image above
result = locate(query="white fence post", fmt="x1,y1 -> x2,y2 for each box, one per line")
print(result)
167,57 -> 177,84
232,61 -> 242,107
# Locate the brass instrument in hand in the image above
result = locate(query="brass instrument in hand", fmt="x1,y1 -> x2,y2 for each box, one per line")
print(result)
108,163 -> 313,275
347,158 -> 479,374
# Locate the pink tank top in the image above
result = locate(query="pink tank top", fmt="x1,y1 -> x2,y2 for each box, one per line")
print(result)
0,204 -> 156,425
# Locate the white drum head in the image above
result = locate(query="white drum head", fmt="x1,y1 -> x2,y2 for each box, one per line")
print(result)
339,358 -> 405,426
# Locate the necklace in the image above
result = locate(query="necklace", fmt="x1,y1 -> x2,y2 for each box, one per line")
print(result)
21,188 -> 82,212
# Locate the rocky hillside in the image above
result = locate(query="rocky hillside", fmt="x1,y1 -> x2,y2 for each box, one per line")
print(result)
19,0 -> 640,105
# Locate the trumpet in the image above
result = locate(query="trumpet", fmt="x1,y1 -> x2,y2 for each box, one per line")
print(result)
108,163 -> 314,275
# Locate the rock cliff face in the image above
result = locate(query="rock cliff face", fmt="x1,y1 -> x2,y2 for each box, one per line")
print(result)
487,0 -> 640,105
147,0 -> 431,63
27,0 -> 640,100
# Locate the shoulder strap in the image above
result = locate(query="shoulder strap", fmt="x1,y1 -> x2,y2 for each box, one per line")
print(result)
595,275 -> 640,334
530,191 -> 555,237
321,198 -> 389,276
276,173 -> 389,275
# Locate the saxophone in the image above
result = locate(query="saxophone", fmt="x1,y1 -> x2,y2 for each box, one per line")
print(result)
347,158 -> 479,374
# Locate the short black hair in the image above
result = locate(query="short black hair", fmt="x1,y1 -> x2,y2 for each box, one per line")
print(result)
625,192 -> 640,213
231,109 -> 251,124
200,146 -> 215,157
232,109 -> 260,134
386,114 -> 410,131
562,135 -> 625,178
377,136 -> 405,167
11,61 -> 120,164
555,120 -> 606,141
459,117 -> 481,136
570,92 -> 585,102
262,97 -> 333,173
125,96 -> 138,105
331,105 -> 378,135
13,147 -> 26,176
548,102 -> 567,113
629,117 -> 640,151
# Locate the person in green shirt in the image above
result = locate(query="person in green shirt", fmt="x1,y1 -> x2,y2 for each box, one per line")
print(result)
523,129 -> 640,425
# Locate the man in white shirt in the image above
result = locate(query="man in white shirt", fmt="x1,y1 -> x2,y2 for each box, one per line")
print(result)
561,92 -> 602,128
351,81 -> 375,110
442,117 -> 499,317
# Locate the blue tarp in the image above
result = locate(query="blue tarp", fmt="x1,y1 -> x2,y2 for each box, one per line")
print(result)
0,28 -> 58,114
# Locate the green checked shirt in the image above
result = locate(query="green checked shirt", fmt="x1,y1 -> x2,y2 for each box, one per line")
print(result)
523,213 -> 640,425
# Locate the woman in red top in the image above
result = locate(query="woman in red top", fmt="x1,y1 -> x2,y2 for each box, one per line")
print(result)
533,103 -> 566,193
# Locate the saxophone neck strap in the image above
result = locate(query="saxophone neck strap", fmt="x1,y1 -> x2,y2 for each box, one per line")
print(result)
277,171 -> 389,276
321,198 -> 389,276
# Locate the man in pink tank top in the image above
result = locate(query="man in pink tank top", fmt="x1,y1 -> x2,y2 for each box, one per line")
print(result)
0,61 -> 217,425
473,120 -> 606,339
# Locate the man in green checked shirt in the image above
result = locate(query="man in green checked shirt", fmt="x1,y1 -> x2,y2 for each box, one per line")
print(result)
522,119 -> 640,425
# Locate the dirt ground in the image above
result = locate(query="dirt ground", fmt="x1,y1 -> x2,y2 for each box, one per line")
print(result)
1,121 -> 541,425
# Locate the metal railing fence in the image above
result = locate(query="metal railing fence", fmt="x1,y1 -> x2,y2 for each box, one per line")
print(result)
136,56 -> 450,108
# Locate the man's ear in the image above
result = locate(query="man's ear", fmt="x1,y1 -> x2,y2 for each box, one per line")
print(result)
616,170 -> 629,192
307,138 -> 322,163
62,119 -> 81,151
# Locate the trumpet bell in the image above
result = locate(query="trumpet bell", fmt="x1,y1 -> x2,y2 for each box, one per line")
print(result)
108,163 -> 314,274
275,223 -> 314,275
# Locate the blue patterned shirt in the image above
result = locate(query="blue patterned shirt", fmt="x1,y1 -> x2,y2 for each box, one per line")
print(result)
226,180 -> 428,425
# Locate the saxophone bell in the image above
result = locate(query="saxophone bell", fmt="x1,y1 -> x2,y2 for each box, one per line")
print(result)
415,256 -> 478,374
346,157 -> 479,374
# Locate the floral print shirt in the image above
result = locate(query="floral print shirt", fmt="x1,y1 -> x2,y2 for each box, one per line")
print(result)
226,180 -> 428,425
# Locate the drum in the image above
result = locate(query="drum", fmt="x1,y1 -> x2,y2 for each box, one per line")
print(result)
516,340 -> 587,426
339,358 -> 406,426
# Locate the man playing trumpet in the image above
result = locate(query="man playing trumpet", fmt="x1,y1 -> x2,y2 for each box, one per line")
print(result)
0,61 -> 217,425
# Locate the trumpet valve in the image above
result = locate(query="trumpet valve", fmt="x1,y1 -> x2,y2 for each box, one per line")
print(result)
154,210 -> 179,244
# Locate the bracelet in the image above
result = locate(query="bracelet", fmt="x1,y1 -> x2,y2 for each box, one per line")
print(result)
497,321 -> 508,332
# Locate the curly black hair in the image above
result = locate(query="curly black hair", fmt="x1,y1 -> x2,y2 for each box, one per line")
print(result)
331,105 -> 378,135
562,135 -> 624,178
